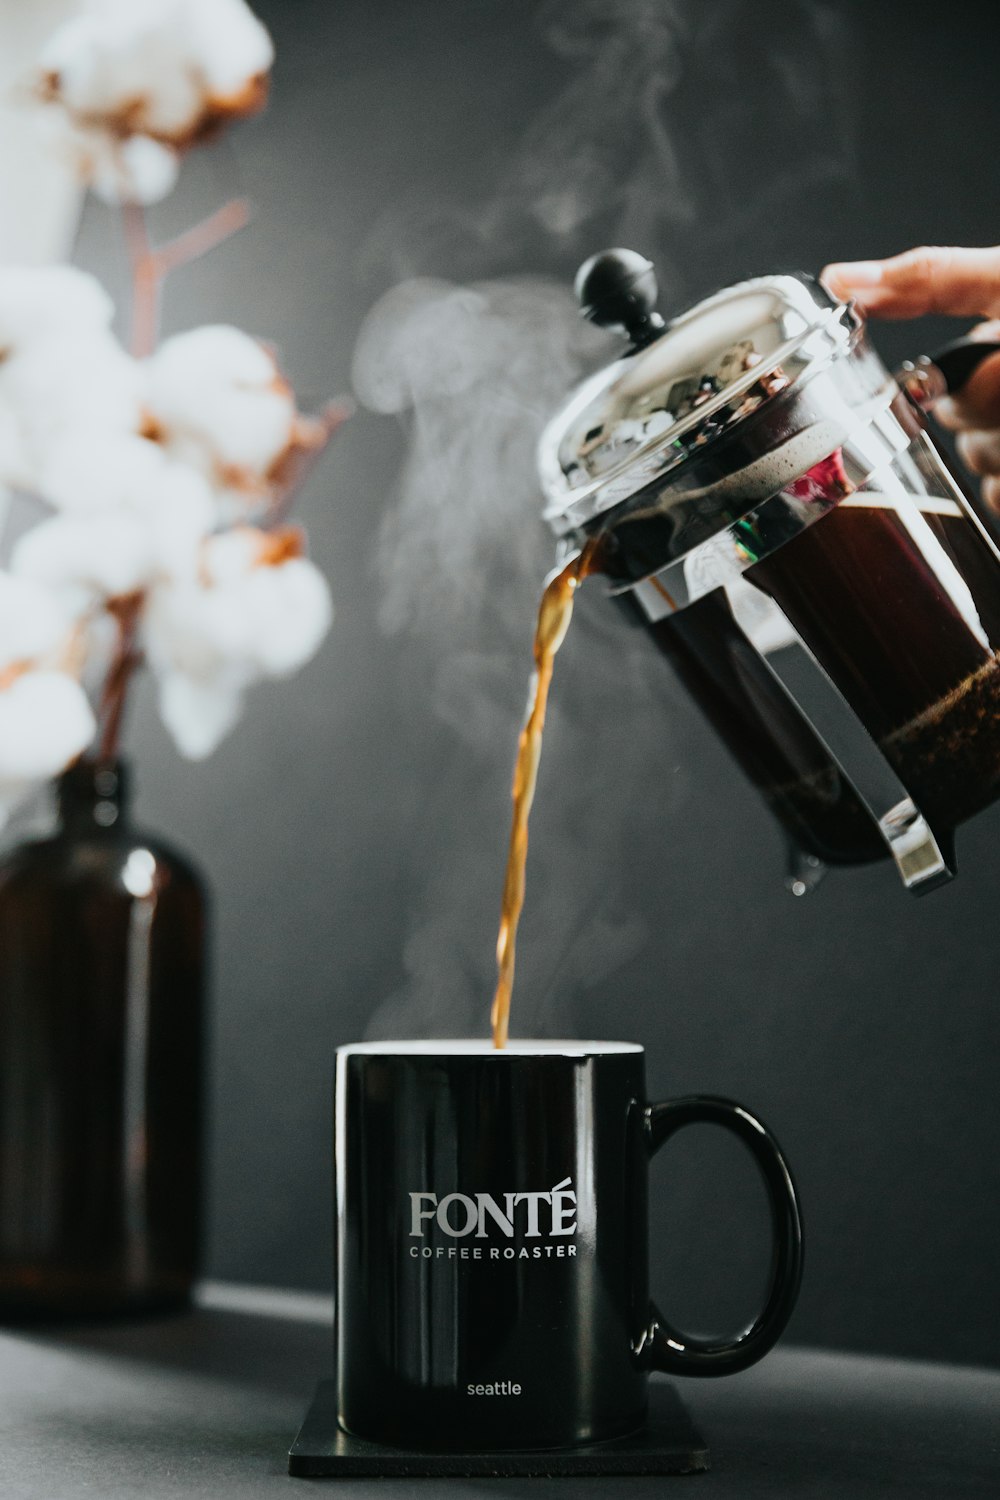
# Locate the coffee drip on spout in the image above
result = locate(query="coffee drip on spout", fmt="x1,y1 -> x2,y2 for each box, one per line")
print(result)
538,248 -> 1000,894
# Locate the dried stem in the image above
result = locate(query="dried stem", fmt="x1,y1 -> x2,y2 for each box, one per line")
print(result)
120,197 -> 251,357
155,197 -> 251,276
103,187 -> 342,765
264,398 -> 353,530
122,201 -> 159,358
98,593 -> 145,762
104,192 -> 253,752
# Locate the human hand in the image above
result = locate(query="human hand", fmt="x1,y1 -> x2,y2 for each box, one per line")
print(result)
822,246 -> 1000,511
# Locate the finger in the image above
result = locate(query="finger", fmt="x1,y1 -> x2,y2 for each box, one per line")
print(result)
934,340 -> 1000,431
980,475 -> 1000,514
822,245 -> 1000,319
956,430 -> 1000,476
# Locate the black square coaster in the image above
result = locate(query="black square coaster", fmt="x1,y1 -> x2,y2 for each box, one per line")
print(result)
288,1380 -> 710,1477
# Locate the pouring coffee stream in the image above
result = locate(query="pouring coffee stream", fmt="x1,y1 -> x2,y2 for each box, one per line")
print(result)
491,249 -> 1000,1045
490,537 -> 601,1050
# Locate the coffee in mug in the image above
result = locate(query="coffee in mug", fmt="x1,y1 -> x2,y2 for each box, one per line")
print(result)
335,1040 -> 802,1451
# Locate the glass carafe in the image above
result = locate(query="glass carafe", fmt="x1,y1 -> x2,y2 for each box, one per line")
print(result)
539,252 -> 1000,891
750,430 -> 1000,838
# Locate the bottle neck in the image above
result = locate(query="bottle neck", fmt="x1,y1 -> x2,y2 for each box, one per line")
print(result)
57,759 -> 130,834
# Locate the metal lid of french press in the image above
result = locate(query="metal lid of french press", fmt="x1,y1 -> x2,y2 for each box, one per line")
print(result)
539,249 -> 866,540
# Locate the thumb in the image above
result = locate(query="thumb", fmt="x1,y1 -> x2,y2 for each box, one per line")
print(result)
822,246 -> 1000,320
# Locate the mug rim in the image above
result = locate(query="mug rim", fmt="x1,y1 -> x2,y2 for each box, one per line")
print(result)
337,1039 -> 643,1058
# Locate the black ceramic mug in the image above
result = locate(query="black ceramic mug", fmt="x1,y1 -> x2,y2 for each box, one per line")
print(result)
335,1040 -> 803,1451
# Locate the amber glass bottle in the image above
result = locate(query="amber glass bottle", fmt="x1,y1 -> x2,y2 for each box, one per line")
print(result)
0,760 -> 205,1317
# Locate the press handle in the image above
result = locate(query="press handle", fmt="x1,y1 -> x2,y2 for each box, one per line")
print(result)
640,1095 -> 803,1377
899,336 -> 1000,408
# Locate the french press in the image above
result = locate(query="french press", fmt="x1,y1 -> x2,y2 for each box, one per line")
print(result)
538,250 -> 1000,894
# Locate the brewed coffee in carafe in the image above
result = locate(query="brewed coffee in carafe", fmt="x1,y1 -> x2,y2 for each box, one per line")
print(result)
539,251 -> 1000,891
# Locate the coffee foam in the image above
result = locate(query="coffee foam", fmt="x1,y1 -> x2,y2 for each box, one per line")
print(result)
670,416 -> 857,508
338,1040 -> 643,1057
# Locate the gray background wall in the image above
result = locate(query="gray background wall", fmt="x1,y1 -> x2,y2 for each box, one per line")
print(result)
73,0 -> 1000,1365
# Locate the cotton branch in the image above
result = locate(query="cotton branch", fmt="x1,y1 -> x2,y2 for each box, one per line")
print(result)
97,592 -> 145,761
121,197 -> 252,357
264,398 -> 353,529
155,198 -> 252,275
122,202 -> 160,359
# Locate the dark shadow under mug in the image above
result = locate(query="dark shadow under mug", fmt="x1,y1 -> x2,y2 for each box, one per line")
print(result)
335,1040 -> 803,1451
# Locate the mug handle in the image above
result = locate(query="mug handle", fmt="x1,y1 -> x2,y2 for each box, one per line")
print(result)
640,1094 -> 804,1377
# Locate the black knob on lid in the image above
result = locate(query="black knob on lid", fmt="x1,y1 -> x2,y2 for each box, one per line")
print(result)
574,248 -> 665,350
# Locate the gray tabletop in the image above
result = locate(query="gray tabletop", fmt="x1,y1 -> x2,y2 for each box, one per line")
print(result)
1,1286 -> 998,1498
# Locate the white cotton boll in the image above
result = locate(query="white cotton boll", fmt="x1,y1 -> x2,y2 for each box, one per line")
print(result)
0,292 -> 130,483
199,527 -> 261,585
145,325 -> 297,479
41,0 -> 272,161
0,266 -> 114,353
38,433 -> 170,514
157,667 -> 247,759
37,431 -> 215,539
38,6 -> 132,113
41,333 -> 144,441
36,12 -> 93,94
87,134 -> 180,206
0,574 -> 77,672
42,2 -> 193,126
144,581 -> 248,679
42,27 -> 116,117
12,513 -> 154,606
40,439 -> 215,586
144,522 -> 332,755
123,57 -> 203,140
144,468 -> 216,580
144,536 -> 331,675
52,333 -> 143,434
186,0 -> 274,97
241,559 -> 333,677
147,551 -> 331,683
0,671 -> 95,781
0,406 -> 27,489
148,455 -> 218,520
1,332 -> 143,490
13,443 -> 214,599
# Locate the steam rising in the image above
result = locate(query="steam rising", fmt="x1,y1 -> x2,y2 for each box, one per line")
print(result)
353,0 -> 856,1039
353,277 -> 609,636
507,0 -> 854,248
